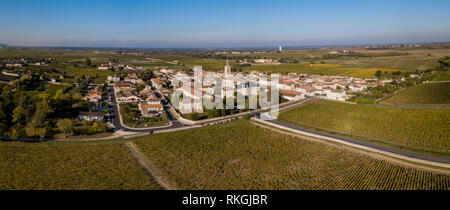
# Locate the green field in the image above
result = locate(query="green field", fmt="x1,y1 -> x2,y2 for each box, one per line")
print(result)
278,100 -> 450,154
178,57 -> 233,71
0,141 -> 161,190
44,83 -> 70,95
344,68 -> 401,78
119,103 -> 169,128
327,49 -> 450,71
132,121 -> 450,190
243,63 -> 403,78
381,82 -> 450,105
60,66 -> 116,84
244,63 -> 349,75
436,71 -> 450,81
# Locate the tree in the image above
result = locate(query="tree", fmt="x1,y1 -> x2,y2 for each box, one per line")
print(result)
375,70 -> 383,79
12,106 -> 26,124
37,93 -> 54,117
85,58 -> 92,66
57,118 -> 74,138
25,117 -> 50,138
0,123 -> 6,137
88,122 -> 107,134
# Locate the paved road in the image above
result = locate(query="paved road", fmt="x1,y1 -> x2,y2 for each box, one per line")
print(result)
108,87 -> 450,167
108,85 -> 310,132
108,86 -> 185,132
269,119 -> 450,165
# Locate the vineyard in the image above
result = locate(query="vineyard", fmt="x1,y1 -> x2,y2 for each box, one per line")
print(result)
243,63 -> 350,75
381,82 -> 450,105
242,63 -> 402,78
343,68 -> 401,78
278,100 -> 450,153
131,121 -> 450,190
0,141 -> 161,190
436,71 -> 450,81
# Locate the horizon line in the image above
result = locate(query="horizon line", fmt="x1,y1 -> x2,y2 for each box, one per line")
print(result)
2,40 -> 450,50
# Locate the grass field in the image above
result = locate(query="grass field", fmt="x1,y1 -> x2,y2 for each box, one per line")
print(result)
44,83 -> 70,95
61,66 -> 116,83
0,141 -> 161,190
381,82 -> 450,105
327,49 -> 450,71
278,100 -> 450,154
119,103 -> 169,128
436,71 -> 450,81
178,57 -> 234,71
132,121 -> 450,190
344,68 -> 401,78
244,63 -> 349,75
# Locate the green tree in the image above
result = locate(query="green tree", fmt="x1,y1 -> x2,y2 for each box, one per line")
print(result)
375,70 -> 383,79
37,93 -> 54,117
85,58 -> 92,66
12,106 -> 26,124
57,118 -> 74,138
88,122 -> 107,134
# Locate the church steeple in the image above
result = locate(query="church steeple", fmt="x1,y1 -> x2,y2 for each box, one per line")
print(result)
224,59 -> 230,77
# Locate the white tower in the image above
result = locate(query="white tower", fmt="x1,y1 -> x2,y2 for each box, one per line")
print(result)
224,59 -> 231,77
278,45 -> 282,52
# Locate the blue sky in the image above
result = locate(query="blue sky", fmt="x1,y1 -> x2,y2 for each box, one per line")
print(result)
0,0 -> 449,47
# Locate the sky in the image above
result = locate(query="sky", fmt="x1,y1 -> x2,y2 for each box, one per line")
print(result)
0,0 -> 449,48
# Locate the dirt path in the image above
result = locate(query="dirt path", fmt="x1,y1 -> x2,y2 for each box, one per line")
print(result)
123,142 -> 179,190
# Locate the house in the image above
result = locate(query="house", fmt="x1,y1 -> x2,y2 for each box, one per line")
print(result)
79,111 -> 105,121
279,89 -> 305,101
349,84 -> 364,92
114,81 -> 133,91
145,98 -> 161,105
254,59 -> 272,64
138,85 -> 153,96
6,63 -> 23,68
98,64 -> 110,70
124,72 -> 143,84
116,91 -> 141,103
151,78 -> 163,89
84,89 -> 103,110
0,73 -> 17,84
107,75 -> 120,83
324,89 -> 349,101
139,104 -> 164,117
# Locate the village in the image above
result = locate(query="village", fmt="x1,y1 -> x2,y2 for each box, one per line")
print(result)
0,55 -> 426,130
107,60 -> 396,121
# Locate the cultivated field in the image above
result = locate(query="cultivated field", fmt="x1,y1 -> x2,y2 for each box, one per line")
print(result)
243,63 -> 403,78
437,71 -> 450,81
327,49 -> 450,71
381,82 -> 450,105
0,141 -> 161,190
132,121 -> 450,190
243,63 -> 349,75
278,100 -> 450,153
344,68 -> 401,78
177,57 -> 233,71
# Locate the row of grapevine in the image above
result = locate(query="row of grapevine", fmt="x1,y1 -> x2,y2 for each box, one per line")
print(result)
132,120 -> 450,190
278,100 -> 450,152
